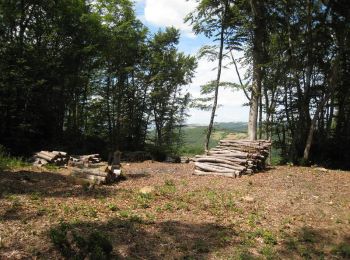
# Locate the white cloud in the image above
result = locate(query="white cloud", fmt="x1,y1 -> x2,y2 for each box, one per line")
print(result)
142,0 -> 197,37
136,0 -> 250,123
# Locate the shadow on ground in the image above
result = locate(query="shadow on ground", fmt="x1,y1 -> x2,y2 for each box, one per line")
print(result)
44,219 -> 350,259
46,218 -> 237,259
0,170 -> 117,198
277,226 -> 350,259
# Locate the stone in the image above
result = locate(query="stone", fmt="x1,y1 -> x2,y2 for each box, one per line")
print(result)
139,186 -> 155,194
242,196 -> 255,203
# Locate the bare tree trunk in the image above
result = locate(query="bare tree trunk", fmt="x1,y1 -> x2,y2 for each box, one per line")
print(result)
248,0 -> 265,141
205,3 -> 227,152
303,95 -> 330,161
248,88 -> 259,140
259,91 -> 263,139
303,52 -> 339,162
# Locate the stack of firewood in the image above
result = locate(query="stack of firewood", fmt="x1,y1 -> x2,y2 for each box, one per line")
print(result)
71,166 -> 119,185
33,151 -> 69,166
33,151 -> 102,167
71,151 -> 121,184
194,138 -> 271,177
78,154 -> 101,164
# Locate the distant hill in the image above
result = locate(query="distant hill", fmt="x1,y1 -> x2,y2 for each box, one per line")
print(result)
180,122 -> 248,155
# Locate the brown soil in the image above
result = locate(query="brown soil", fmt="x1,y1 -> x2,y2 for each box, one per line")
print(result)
0,162 -> 349,259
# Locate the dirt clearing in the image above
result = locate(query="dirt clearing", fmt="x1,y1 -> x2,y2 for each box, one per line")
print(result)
0,162 -> 349,259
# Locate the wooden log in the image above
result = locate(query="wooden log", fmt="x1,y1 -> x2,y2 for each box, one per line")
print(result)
193,170 -> 237,178
207,152 -> 248,159
195,155 -> 247,165
194,157 -> 245,168
72,168 -> 109,177
52,151 -> 68,156
205,162 -> 245,171
195,162 -> 241,174
71,174 -> 106,184
80,154 -> 100,159
209,149 -> 248,156
36,151 -> 57,162
33,158 -> 48,166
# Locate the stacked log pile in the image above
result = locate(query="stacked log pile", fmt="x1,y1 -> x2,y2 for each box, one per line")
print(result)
71,151 -> 121,184
194,138 -> 271,177
33,151 -> 69,166
71,167 -> 118,185
78,154 -> 102,164
33,151 -> 102,167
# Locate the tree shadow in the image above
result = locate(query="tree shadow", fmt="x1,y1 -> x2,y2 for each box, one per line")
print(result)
278,226 -> 350,259
0,170 -> 118,199
125,173 -> 151,180
47,217 -> 238,259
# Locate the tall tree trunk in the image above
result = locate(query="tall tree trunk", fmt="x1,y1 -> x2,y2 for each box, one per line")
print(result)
205,2 -> 227,152
303,94 -> 330,161
259,90 -> 263,139
248,0 -> 265,140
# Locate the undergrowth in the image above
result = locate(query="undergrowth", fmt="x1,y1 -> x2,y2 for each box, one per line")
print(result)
0,145 -> 29,170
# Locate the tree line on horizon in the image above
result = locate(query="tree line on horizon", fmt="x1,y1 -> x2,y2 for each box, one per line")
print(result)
0,0 -> 349,168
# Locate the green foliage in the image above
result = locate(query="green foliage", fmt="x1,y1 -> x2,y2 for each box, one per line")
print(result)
0,0 -> 196,157
0,145 -> 29,170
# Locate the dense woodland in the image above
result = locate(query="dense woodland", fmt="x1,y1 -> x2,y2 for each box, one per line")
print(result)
0,0 -> 196,158
0,0 -> 350,168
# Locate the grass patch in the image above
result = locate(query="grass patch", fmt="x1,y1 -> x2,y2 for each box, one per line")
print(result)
107,204 -> 119,212
260,245 -> 276,259
331,243 -> 350,258
134,192 -> 154,209
0,145 -> 30,170
157,179 -> 176,196
43,164 -> 61,171
30,191 -> 43,201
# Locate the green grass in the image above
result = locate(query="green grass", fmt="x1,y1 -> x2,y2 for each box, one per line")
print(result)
0,145 -> 30,170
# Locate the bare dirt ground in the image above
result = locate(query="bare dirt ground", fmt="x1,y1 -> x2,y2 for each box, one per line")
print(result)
0,162 -> 349,259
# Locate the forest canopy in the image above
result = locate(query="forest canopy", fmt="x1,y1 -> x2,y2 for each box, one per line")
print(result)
186,0 -> 350,168
0,0 -> 350,168
0,0 -> 197,158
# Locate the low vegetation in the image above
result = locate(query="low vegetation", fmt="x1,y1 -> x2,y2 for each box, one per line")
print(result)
0,145 -> 29,171
0,162 -> 349,259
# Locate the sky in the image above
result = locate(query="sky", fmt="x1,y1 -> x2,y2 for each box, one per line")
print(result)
134,0 -> 249,124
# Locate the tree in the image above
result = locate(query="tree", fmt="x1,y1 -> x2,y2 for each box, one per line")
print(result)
148,28 -> 196,151
186,0 -> 235,151
247,0 -> 268,140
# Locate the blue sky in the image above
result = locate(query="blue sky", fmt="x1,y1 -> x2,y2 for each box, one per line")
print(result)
134,0 -> 249,124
